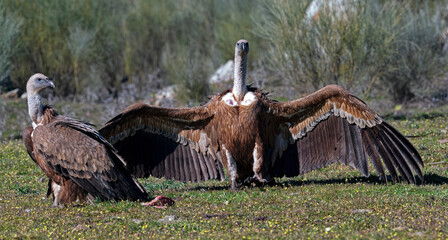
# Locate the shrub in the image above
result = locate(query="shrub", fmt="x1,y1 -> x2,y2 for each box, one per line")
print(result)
0,3 -> 22,90
3,0 -> 264,103
3,0 -> 129,97
257,0 -> 447,103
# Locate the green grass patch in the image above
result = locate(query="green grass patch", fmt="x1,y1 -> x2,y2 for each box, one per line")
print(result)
0,117 -> 447,239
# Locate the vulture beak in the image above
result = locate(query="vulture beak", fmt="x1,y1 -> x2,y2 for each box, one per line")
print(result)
242,42 -> 248,52
46,78 -> 55,89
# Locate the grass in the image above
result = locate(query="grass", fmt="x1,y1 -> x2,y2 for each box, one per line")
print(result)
0,115 -> 447,239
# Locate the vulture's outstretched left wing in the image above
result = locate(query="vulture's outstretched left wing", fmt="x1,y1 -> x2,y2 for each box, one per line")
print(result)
99,102 -> 225,182
32,117 -> 148,201
266,85 -> 423,183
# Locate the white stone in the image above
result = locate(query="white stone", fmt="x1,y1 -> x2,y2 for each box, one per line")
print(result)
209,60 -> 234,84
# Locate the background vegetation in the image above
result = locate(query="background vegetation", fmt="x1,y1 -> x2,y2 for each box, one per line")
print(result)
0,0 -> 263,104
258,0 -> 448,102
0,0 -> 446,104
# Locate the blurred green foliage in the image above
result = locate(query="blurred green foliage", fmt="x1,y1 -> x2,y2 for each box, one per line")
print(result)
1,0 -> 447,104
0,1 -> 22,89
2,0 -> 262,104
257,0 -> 447,102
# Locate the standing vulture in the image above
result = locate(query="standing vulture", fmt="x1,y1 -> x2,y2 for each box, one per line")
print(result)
99,39 -> 423,189
23,73 -> 148,206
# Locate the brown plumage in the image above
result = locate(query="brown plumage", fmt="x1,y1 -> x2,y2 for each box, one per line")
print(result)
100,39 -> 423,189
22,126 -> 53,197
24,73 -> 148,206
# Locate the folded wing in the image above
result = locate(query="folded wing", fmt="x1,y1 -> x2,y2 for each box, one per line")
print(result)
33,117 -> 148,201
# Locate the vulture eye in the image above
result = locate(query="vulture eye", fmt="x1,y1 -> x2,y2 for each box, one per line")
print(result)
37,78 -> 42,82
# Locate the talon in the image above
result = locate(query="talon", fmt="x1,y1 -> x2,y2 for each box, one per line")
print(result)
231,180 -> 241,190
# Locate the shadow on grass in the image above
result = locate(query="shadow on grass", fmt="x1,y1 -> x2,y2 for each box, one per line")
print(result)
185,185 -> 229,192
181,174 -> 448,192
280,173 -> 448,187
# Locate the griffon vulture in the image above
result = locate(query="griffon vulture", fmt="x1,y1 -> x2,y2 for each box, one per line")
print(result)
23,73 -> 148,206
99,40 -> 423,189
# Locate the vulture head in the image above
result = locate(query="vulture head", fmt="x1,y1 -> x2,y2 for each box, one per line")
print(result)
26,73 -> 55,125
26,73 -> 55,95
235,39 -> 249,57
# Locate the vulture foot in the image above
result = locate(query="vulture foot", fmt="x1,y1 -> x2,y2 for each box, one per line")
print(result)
230,180 -> 242,190
243,176 -> 274,187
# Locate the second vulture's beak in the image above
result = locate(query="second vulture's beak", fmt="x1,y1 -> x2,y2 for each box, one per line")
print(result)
46,78 -> 55,89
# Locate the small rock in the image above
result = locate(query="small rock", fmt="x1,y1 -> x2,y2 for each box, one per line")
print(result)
209,60 -> 234,84
158,215 -> 178,224
393,226 -> 405,231
438,138 -> 448,144
441,129 -> 447,134
153,85 -> 178,107
73,224 -> 89,231
352,209 -> 372,214
21,92 -> 27,99
132,219 -> 143,224
412,232 -> 425,237
325,227 -> 331,232
24,209 -> 31,213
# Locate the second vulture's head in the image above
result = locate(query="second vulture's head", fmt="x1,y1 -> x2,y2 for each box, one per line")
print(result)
235,39 -> 249,57
26,73 -> 55,95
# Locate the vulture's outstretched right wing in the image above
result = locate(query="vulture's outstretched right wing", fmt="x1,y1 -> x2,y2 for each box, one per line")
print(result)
99,102 -> 225,182
266,85 -> 423,183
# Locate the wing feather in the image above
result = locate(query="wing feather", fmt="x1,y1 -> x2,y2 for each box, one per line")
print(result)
197,152 -> 210,181
215,155 -> 226,181
361,130 -> 387,181
376,127 -> 415,183
189,146 -> 202,182
267,85 -> 423,183
22,126 -> 54,197
99,103 -> 224,182
366,129 -> 399,182
380,122 -> 423,178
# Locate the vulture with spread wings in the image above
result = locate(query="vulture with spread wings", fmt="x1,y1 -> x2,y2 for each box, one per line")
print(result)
23,73 -> 148,206
100,39 -> 423,189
